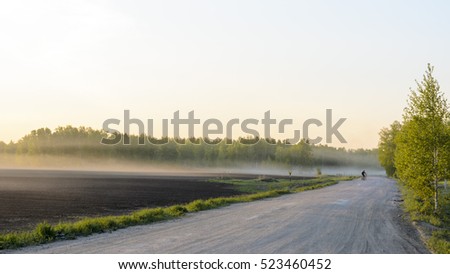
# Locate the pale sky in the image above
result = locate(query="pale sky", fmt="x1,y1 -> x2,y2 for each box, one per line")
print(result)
1,0 -> 449,148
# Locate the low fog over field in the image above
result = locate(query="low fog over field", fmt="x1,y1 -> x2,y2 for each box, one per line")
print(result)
0,154 -> 382,178
0,126 -> 382,176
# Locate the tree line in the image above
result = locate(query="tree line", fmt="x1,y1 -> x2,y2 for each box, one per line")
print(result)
0,126 -> 378,168
378,64 -> 450,213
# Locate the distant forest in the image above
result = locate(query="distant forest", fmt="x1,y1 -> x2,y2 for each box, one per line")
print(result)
0,126 -> 379,168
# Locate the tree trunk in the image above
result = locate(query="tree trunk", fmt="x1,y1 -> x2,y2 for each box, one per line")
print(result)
433,146 -> 439,214
434,178 -> 438,213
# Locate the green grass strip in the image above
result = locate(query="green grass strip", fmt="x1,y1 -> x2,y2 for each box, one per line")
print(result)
398,182 -> 450,253
0,176 -> 351,250
428,230 -> 450,253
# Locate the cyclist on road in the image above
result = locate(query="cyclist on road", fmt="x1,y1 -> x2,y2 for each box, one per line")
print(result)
361,170 -> 367,179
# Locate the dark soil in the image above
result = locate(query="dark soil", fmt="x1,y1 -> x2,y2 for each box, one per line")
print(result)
0,169 -> 246,232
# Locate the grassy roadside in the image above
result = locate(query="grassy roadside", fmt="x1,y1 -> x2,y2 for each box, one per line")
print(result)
399,182 -> 450,253
0,175 -> 353,250
208,176 -> 350,193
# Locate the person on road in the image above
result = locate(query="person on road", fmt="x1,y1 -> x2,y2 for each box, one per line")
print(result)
361,170 -> 367,178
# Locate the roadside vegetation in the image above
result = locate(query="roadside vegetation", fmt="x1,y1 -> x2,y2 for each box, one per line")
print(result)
400,183 -> 450,253
378,64 -> 450,253
0,176 -> 352,250
209,176 -> 348,193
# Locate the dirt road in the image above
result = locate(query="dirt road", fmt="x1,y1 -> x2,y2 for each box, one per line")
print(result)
12,176 -> 428,253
